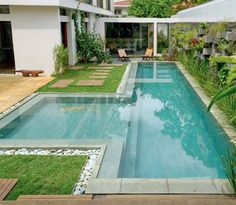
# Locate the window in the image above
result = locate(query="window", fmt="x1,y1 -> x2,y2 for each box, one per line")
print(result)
0,5 -> 10,14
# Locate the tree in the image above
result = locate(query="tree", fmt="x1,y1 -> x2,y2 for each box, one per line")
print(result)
128,0 -> 176,18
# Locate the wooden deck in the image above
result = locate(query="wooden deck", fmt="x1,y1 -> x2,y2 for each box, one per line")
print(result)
1,194 -> 235,205
0,179 -> 18,201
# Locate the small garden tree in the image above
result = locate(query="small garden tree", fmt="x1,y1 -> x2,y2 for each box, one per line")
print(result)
76,30 -> 110,63
75,11 -> 111,63
128,0 -> 175,18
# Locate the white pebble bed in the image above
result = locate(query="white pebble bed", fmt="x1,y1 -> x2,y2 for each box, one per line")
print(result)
0,148 -> 100,195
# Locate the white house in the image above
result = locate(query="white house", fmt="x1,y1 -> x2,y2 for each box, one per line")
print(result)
0,0 -> 114,75
114,0 -> 130,17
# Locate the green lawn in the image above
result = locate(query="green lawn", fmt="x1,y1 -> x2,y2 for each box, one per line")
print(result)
38,63 -> 126,93
0,155 -> 87,200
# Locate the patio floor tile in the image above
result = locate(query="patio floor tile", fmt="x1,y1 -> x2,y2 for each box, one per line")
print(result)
77,80 -> 104,86
89,76 -> 108,79
50,80 -> 73,88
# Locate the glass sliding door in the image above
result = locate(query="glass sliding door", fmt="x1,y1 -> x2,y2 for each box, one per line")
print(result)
0,21 -> 15,74
105,23 -> 154,56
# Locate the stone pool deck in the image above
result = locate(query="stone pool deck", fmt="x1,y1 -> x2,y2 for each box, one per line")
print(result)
0,75 -> 53,113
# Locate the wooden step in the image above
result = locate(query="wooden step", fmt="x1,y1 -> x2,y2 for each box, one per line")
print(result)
0,178 -> 18,200
17,194 -> 93,201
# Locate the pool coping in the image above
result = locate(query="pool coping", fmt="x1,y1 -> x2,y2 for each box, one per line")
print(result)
176,62 -> 236,144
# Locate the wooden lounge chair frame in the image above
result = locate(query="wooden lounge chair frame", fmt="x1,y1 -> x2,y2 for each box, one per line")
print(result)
118,49 -> 130,62
15,70 -> 44,77
142,48 -> 154,61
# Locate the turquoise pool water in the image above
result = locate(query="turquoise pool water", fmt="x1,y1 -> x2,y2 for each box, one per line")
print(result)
0,62 -> 230,178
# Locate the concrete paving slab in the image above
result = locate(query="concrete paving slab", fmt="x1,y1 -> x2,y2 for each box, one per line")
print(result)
96,70 -> 112,73
121,179 -> 168,193
91,73 -> 109,76
168,179 -> 217,194
89,67 -> 113,70
89,76 -> 107,79
212,179 -> 234,194
77,80 -> 104,86
50,80 -> 73,88
86,179 -> 122,194
68,66 -> 85,70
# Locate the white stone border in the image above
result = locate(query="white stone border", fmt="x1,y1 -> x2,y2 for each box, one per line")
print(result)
0,148 -> 100,195
176,61 -> 236,144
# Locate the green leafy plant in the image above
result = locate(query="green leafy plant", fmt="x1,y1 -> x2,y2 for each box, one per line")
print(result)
128,0 -> 176,18
75,11 -> 111,64
76,30 -> 111,63
218,64 -> 230,86
53,44 -> 68,75
218,39 -> 229,53
222,145 -> 236,194
208,22 -> 229,38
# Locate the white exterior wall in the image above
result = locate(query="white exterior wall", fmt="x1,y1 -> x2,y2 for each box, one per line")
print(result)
10,6 -> 61,75
174,0 -> 236,22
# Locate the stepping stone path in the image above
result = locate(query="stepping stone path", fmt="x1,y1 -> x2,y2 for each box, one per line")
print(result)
92,72 -> 109,76
69,66 -> 85,70
77,80 -> 104,86
89,76 -> 107,79
50,80 -> 73,88
89,67 -> 113,70
96,70 -> 111,73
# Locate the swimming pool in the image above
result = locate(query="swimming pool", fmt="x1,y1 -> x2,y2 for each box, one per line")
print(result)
0,62 -> 231,179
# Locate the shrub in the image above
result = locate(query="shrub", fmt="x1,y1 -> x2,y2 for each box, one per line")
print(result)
53,44 -> 68,75
76,30 -> 111,63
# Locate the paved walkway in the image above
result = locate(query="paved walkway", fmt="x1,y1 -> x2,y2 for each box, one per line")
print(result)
1,195 -> 236,205
0,75 -> 53,113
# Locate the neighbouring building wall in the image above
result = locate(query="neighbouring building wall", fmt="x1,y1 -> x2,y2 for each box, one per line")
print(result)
10,6 -> 61,75
174,0 -> 236,22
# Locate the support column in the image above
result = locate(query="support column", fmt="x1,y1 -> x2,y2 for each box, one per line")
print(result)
154,22 -> 158,56
93,0 -> 97,6
103,0 -> 107,10
88,13 -> 96,31
67,10 -> 77,65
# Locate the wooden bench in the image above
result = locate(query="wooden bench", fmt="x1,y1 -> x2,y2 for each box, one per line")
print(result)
15,70 -> 44,77
17,194 -> 93,201
0,178 -> 18,201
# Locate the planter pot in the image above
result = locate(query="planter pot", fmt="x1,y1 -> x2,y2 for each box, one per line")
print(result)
203,48 -> 212,55
204,35 -> 215,44
216,32 -> 226,39
198,28 -> 206,35
226,31 -> 236,41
